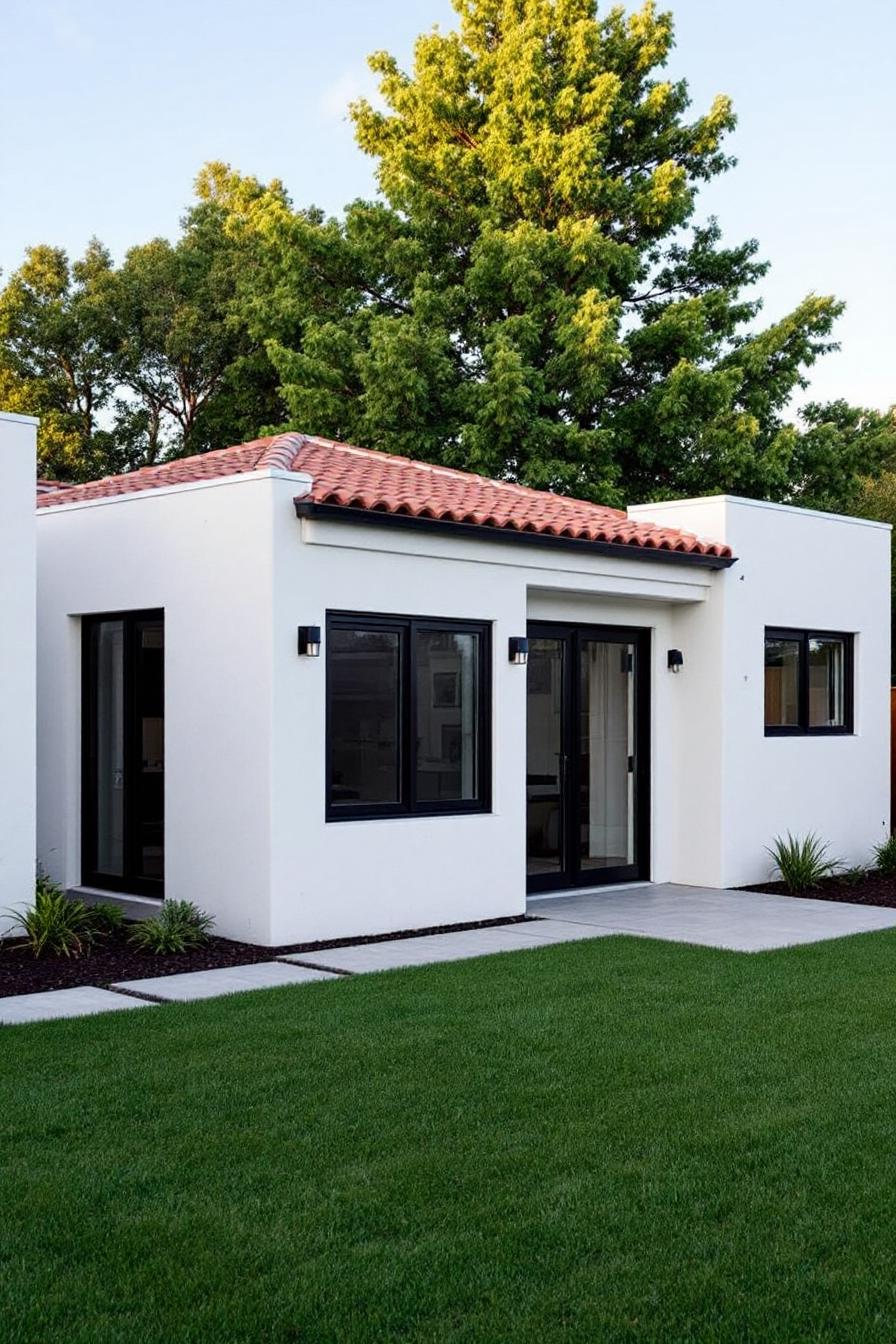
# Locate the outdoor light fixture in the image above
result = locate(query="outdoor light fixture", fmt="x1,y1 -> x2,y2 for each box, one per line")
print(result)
667,648 -> 684,673
509,636 -> 529,666
298,625 -> 321,657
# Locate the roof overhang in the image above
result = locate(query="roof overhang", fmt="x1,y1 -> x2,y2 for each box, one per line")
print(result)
294,500 -> 737,571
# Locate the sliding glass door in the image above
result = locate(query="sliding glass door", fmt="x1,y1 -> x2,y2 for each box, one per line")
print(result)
82,611 -> 164,895
526,623 -> 649,892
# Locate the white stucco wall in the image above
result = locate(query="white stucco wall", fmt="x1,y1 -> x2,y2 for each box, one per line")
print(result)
35,470 -> 715,943
36,472 -> 287,943
267,497 -> 713,944
36,474 -> 890,945
0,412 -> 37,933
631,496 -> 891,885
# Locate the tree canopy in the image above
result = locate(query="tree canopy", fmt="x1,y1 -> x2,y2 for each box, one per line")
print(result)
0,0 -> 892,506
0,168 -> 291,480
266,0 -> 894,507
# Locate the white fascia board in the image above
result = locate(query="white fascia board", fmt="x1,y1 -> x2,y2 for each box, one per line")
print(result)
298,514 -> 713,603
36,468 -> 314,517
525,572 -> 708,604
0,409 -> 40,426
628,493 -> 892,532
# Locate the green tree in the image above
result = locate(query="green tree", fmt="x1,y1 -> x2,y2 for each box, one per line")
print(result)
845,439 -> 896,667
0,241 -> 121,480
267,0 -> 863,506
105,165 -> 292,462
793,401 -> 896,512
0,166 -> 295,478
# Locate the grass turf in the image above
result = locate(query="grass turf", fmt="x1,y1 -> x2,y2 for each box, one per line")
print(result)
4,931 -> 896,1342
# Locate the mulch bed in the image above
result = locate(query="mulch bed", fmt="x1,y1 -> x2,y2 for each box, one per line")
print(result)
742,872 -> 896,908
0,914 -> 532,998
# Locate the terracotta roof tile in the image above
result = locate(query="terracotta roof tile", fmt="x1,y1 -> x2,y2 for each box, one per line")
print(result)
36,431 -> 731,560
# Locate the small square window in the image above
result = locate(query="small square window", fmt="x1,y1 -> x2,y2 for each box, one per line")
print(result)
764,629 -> 853,735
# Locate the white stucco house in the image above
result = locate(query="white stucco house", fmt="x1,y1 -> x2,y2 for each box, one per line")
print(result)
33,431 -> 890,946
0,412 -> 38,933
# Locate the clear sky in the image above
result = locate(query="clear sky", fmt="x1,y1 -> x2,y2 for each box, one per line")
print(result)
2,0 -> 893,411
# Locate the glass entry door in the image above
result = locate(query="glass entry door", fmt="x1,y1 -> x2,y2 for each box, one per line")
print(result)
82,610 -> 164,896
526,623 -> 649,892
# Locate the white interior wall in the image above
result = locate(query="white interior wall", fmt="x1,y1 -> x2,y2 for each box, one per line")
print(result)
0,413 -> 37,934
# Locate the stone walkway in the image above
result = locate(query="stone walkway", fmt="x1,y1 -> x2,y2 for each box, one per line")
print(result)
5,883 -> 896,1025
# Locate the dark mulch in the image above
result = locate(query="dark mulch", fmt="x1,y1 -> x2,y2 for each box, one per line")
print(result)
742,872 -> 896,908
0,913 -> 532,997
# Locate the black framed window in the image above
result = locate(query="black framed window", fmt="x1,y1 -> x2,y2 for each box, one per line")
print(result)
82,610 -> 165,895
326,612 -> 491,819
764,628 -> 853,735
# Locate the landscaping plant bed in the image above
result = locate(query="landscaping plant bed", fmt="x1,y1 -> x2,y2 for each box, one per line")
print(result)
743,872 -> 896,908
0,913 -> 531,997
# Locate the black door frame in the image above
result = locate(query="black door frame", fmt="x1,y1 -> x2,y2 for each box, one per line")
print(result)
526,621 -> 651,894
81,609 -> 165,897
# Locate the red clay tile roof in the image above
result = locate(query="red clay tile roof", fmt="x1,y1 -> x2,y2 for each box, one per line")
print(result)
36,431 -> 732,560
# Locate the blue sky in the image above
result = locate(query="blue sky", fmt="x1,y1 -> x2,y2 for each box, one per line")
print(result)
2,0 -> 893,411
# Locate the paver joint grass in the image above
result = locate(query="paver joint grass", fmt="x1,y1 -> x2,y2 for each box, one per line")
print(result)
3,931 -> 896,1342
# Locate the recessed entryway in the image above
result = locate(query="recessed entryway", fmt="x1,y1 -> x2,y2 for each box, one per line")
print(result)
526,622 -> 650,893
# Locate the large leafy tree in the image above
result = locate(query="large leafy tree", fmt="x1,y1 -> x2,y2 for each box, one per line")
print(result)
267,0 -> 889,505
105,165 -> 292,463
0,167 -> 292,478
0,241 -> 123,480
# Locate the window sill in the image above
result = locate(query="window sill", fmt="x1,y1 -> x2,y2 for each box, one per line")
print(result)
764,728 -> 854,738
326,806 -> 493,824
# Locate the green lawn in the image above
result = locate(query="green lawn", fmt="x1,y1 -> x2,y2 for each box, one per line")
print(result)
4,933 -> 896,1343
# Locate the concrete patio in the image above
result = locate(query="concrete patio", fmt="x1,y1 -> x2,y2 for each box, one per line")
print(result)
4,883 -> 896,1024
526,883 -> 896,952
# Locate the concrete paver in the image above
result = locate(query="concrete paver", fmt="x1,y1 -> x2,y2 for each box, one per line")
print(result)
283,922 -> 614,973
112,960 -> 338,1002
0,985 -> 156,1025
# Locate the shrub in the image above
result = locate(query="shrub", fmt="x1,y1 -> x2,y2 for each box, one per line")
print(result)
873,834 -> 896,877
6,875 -> 95,958
128,900 -> 215,954
839,865 -> 868,887
88,902 -> 126,936
768,832 -> 839,894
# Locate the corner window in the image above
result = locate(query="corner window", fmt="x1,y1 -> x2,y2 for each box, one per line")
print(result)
327,613 -> 491,819
764,628 -> 853,735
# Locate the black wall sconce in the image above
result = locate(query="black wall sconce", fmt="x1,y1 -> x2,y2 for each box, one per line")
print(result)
667,648 -> 684,673
509,636 -> 529,666
298,625 -> 321,657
